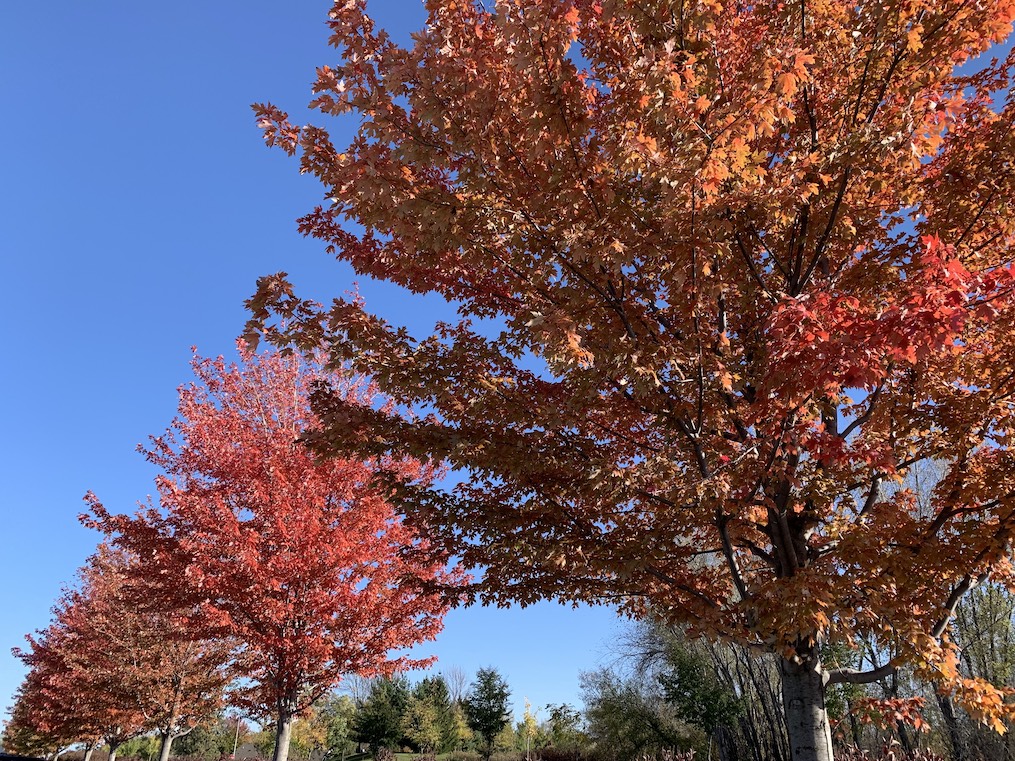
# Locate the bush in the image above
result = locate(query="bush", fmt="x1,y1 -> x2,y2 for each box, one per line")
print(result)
835,746 -> 946,761
447,753 -> 482,761
538,749 -> 593,761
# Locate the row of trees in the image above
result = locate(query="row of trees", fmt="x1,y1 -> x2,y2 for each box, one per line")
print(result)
5,349 -> 461,761
11,1 -> 1015,758
20,578 -> 1013,761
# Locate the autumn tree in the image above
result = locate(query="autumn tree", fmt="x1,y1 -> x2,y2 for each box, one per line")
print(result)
87,348 -> 459,761
69,545 -> 233,761
13,552 -> 150,761
250,1 -> 1015,759
2,672 -> 81,760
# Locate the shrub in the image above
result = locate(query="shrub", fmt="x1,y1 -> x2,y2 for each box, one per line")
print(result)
835,746 -> 946,761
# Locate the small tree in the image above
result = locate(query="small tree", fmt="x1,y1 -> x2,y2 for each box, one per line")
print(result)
463,668 -> 511,761
545,704 -> 584,752
353,677 -> 410,751
412,676 -> 457,753
401,694 -> 441,755
88,348 -> 461,761
519,699 -> 539,760
580,668 -> 690,759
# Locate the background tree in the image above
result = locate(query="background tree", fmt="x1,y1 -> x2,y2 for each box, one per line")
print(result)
352,677 -> 409,752
87,348 -> 461,761
316,694 -> 358,761
172,714 -> 252,761
626,619 -> 790,761
518,699 -> 540,760
411,676 -> 457,753
579,667 -> 692,759
463,668 -> 511,761
400,693 -> 440,755
250,1 -> 1015,759
545,703 -> 585,754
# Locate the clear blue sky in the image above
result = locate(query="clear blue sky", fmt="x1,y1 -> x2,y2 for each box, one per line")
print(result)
0,1 -> 624,725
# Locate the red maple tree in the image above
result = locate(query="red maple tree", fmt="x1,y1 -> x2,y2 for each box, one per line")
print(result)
247,1 -> 1015,759
74,545 -> 234,761
5,642 -> 98,759
12,544 -> 231,761
88,347 -> 461,761
14,549 -> 151,761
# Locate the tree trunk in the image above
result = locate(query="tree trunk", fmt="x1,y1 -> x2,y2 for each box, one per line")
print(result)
108,740 -> 123,761
158,731 -> 175,761
271,712 -> 294,761
935,691 -> 965,761
780,653 -> 834,761
83,746 -> 95,761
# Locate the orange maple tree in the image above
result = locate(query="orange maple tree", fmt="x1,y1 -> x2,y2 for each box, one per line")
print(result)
6,638 -> 99,759
248,1 -> 1015,759
88,347 -> 460,761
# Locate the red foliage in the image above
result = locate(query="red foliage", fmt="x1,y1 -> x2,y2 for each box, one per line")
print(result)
87,347 -> 461,725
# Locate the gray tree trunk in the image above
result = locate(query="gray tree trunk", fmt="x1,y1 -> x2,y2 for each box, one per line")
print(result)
780,654 -> 834,761
157,731 -> 174,761
83,746 -> 95,761
271,712 -> 294,761
108,740 -> 122,761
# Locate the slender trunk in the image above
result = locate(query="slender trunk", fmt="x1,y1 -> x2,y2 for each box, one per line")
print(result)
935,691 -> 965,761
158,731 -> 174,761
845,699 -> 862,748
83,746 -> 95,761
108,740 -> 123,761
158,679 -> 183,761
780,653 -> 834,761
271,712 -> 294,761
896,720 -> 915,753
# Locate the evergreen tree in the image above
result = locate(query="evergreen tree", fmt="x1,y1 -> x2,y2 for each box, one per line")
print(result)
463,668 -> 511,761
353,678 -> 410,751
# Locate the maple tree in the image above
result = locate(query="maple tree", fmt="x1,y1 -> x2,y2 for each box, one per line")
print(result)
3,669 -> 84,759
70,546 -> 234,761
248,0 -> 1015,758
87,347 -> 460,761
13,548 -> 152,761
11,544 -> 231,761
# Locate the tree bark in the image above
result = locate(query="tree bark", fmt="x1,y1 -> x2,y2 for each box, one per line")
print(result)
157,731 -> 175,761
271,712 -> 294,761
935,691 -> 965,761
108,740 -> 123,761
780,653 -> 834,761
83,746 -> 95,761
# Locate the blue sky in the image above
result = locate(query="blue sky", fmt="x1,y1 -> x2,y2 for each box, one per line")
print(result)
0,1 -> 624,725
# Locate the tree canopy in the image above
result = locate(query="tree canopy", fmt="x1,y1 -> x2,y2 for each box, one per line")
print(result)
248,1 -> 1015,759
88,347 -> 461,761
